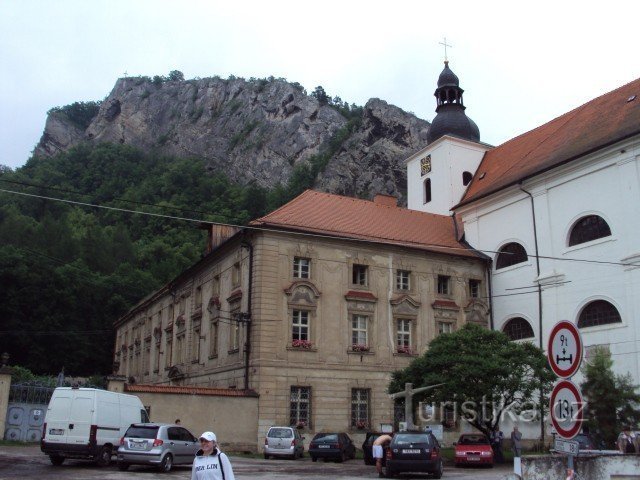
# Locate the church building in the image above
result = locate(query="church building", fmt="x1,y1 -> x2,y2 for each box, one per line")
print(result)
406,60 -> 640,439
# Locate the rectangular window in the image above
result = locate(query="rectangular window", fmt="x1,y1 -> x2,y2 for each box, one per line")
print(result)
469,279 -> 480,298
290,386 -> 311,428
195,285 -> 202,307
351,314 -> 368,346
396,319 -> 412,348
192,328 -> 200,363
293,257 -> 311,279
179,296 -> 186,314
352,264 -> 368,286
165,337 -> 173,368
292,310 -> 309,341
351,388 -> 370,428
438,322 -> 453,335
232,262 -> 241,287
396,270 -> 410,290
212,275 -> 220,296
176,335 -> 184,364
437,275 -> 450,295
209,320 -> 219,357
231,321 -> 240,351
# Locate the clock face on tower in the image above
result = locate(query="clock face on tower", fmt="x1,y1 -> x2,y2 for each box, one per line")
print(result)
420,155 -> 432,176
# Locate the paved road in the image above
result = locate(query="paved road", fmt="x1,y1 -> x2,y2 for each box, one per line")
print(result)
0,444 -> 515,479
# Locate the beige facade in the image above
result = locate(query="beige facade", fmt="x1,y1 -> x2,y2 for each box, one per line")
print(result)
114,222 -> 489,451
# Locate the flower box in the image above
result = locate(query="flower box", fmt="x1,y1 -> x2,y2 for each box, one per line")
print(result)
292,339 -> 312,349
356,421 -> 368,429
351,344 -> 370,352
397,345 -> 413,355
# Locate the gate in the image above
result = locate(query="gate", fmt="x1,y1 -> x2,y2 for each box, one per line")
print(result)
4,384 -> 54,442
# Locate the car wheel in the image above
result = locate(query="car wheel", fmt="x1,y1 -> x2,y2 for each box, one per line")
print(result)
117,462 -> 129,471
311,456 -> 317,462
49,455 -> 65,466
95,446 -> 111,467
159,453 -> 173,473
433,459 -> 443,479
338,452 -> 346,463
384,466 -> 394,478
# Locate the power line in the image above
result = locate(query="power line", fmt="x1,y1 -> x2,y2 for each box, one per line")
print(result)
2,186 -> 639,269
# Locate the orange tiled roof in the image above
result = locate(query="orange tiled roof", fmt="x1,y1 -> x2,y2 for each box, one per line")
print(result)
125,384 -> 259,397
250,190 -> 481,259
458,78 -> 640,207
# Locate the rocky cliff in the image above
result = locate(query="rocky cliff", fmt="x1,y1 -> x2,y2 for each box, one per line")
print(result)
35,76 -> 430,203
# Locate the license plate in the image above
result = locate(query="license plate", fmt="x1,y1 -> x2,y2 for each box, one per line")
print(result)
49,429 -> 64,435
467,455 -> 480,461
319,445 -> 330,448
130,441 -> 147,450
403,449 -> 420,454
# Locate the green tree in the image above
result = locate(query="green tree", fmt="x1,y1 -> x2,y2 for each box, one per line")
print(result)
168,70 -> 185,81
581,348 -> 640,448
311,86 -> 329,105
389,323 -> 554,438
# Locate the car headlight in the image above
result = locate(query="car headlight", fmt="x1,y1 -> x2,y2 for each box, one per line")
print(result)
455,451 -> 465,456
480,451 -> 492,456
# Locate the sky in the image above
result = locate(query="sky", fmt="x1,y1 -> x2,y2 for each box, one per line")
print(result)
1,0 -> 639,169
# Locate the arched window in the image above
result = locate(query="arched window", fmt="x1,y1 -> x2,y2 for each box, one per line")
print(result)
578,300 -> 621,328
424,178 -> 432,203
462,171 -> 473,186
496,242 -> 528,269
569,215 -> 611,246
502,317 -> 534,341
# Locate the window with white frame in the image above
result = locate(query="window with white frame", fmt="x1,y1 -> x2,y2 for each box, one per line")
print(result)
351,314 -> 369,346
292,310 -> 309,341
469,279 -> 480,298
396,319 -> 412,349
438,321 -> 453,335
351,388 -> 370,428
437,275 -> 450,295
290,386 -> 311,428
396,270 -> 410,291
293,257 -> 311,279
352,264 -> 368,286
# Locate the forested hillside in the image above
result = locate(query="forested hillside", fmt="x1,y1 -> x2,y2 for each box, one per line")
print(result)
0,143 -> 309,376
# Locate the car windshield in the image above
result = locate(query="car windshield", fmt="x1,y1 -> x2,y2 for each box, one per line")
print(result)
393,433 -> 431,446
125,426 -> 159,439
314,433 -> 338,442
459,435 -> 489,445
268,428 -> 293,439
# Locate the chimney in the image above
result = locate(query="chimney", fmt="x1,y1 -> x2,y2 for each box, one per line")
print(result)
373,194 -> 397,207
202,224 -> 240,254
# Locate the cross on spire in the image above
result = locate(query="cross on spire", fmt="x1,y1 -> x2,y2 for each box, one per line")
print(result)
439,37 -> 452,62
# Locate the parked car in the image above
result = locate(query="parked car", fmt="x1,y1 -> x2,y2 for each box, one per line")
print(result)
308,432 -> 356,462
263,426 -> 305,459
574,433 -> 604,450
384,430 -> 443,478
116,423 -> 199,472
41,387 -> 149,467
453,433 -> 493,467
362,432 -> 387,466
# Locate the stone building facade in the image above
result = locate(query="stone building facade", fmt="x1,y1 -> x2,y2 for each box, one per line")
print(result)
113,191 -> 490,449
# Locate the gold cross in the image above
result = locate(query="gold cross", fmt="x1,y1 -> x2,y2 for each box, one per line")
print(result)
439,37 -> 452,62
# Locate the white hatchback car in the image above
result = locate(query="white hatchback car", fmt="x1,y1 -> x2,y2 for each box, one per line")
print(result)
264,426 -> 305,459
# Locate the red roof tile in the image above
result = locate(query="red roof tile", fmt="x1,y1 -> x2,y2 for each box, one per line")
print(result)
251,190 -> 480,259
458,78 -> 640,207
125,384 -> 259,397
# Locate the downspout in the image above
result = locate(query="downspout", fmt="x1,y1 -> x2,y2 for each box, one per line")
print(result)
241,239 -> 253,391
519,184 -> 545,442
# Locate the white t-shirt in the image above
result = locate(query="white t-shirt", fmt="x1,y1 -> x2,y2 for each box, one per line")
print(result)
191,451 -> 235,480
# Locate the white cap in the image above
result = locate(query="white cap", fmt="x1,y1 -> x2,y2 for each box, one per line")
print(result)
199,431 -> 217,442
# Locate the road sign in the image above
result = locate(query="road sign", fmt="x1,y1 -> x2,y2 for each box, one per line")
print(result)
550,380 -> 584,439
548,320 -> 583,378
554,438 -> 579,455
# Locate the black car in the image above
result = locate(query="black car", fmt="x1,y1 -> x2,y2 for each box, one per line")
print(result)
362,432 -> 389,466
385,430 -> 443,478
308,432 -> 356,462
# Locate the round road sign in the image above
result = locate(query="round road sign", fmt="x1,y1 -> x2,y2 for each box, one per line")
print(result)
549,379 -> 584,439
548,320 -> 583,378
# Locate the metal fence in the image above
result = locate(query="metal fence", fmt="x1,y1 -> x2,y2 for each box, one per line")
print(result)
9,384 -> 54,405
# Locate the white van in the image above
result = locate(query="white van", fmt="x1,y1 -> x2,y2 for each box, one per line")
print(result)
40,387 -> 149,466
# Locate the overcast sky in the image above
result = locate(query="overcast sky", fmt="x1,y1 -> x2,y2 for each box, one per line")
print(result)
1,0 -> 639,169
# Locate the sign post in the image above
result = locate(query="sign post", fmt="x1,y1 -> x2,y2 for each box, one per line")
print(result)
547,321 -> 585,480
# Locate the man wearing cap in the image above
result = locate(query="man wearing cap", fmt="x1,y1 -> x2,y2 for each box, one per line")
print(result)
191,431 -> 235,480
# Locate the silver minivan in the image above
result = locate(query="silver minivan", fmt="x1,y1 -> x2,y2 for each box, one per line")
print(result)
264,426 -> 305,459
117,423 -> 199,472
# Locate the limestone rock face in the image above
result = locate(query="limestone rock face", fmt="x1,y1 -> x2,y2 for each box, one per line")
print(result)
34,76 -> 430,203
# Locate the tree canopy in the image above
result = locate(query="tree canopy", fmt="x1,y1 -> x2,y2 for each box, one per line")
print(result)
581,347 -> 640,448
389,323 -> 554,438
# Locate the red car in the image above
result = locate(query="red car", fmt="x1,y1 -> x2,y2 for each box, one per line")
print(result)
453,434 -> 493,467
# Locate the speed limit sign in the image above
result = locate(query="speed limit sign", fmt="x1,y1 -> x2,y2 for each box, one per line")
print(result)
550,379 -> 584,439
